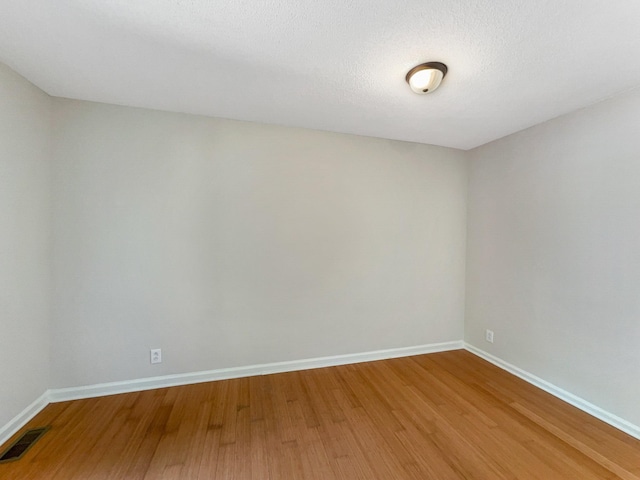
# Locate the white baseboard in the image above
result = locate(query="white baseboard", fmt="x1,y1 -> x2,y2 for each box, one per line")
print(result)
1,341 -> 461,441
4,341 -> 638,449
464,343 -> 640,441
0,392 -> 50,448
48,340 -> 464,403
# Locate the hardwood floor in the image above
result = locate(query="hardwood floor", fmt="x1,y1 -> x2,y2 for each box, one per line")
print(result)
1,350 -> 638,479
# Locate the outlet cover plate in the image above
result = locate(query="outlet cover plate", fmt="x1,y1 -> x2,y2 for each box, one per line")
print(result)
150,348 -> 162,364
485,330 -> 494,343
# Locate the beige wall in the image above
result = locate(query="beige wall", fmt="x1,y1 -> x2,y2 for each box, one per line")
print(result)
466,87 -> 640,426
0,64 -> 51,429
3,57 -> 639,437
50,99 -> 468,388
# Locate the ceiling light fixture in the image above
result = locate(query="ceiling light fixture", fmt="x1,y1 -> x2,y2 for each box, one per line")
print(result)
406,62 -> 448,94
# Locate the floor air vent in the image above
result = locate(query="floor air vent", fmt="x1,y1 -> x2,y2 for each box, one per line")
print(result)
0,426 -> 50,463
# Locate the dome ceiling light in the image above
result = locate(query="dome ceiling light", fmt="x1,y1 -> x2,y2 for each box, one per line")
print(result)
406,62 -> 448,94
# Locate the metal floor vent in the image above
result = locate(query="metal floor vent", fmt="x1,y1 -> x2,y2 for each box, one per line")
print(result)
0,426 -> 50,463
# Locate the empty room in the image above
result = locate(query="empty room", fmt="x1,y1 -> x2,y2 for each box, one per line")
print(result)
1,1 -> 639,478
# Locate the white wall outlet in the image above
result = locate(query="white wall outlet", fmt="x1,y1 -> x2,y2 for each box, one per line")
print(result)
485,329 -> 494,343
150,348 -> 162,364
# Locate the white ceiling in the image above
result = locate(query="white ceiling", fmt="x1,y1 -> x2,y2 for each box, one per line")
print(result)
2,1 -> 640,150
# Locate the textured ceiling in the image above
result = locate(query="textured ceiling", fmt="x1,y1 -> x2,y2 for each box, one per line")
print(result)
2,1 -> 640,150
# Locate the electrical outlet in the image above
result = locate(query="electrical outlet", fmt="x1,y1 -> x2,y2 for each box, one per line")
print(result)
485,329 -> 494,343
150,348 -> 162,364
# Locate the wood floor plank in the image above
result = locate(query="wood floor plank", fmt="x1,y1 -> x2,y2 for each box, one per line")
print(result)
1,350 -> 638,479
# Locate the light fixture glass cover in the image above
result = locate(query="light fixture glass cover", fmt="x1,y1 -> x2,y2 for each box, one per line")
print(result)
406,62 -> 448,94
